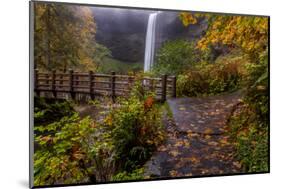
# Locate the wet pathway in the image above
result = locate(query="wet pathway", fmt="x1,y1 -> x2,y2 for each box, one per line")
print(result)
145,91 -> 243,178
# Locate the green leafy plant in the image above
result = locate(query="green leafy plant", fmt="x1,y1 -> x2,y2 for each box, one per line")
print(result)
103,80 -> 165,171
176,52 -> 246,97
34,112 -> 118,185
112,168 -> 145,181
34,114 -> 96,185
227,49 -> 268,172
227,102 -> 268,172
153,40 -> 200,75
34,79 -> 165,185
34,97 -> 75,126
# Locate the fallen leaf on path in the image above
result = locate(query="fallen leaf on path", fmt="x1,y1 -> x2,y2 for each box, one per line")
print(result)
158,146 -> 167,152
183,140 -> 191,147
187,132 -> 199,137
175,141 -> 184,147
226,104 -> 234,108
169,150 -> 180,157
187,156 -> 200,164
219,138 -> 229,145
198,120 -> 205,124
169,170 -> 179,177
205,135 -> 211,139
201,169 -> 209,174
204,128 -> 213,134
175,160 -> 188,169
233,161 -> 242,169
208,141 -> 219,146
179,107 -> 186,111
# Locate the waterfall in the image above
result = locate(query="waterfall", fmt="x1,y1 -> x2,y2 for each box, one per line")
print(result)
144,12 -> 158,72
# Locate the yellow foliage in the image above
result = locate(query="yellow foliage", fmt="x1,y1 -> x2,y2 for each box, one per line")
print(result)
179,12 -> 268,61
104,115 -> 113,126
179,12 -> 197,26
34,2 -> 97,71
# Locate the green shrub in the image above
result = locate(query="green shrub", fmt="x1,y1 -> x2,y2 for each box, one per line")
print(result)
244,49 -> 268,122
228,103 -> 268,172
153,40 -> 200,75
103,81 -> 165,171
112,168 -> 144,181
34,97 -> 75,126
228,49 -> 268,172
176,54 -> 246,97
34,114 -> 96,185
34,112 -> 118,186
34,80 -> 165,185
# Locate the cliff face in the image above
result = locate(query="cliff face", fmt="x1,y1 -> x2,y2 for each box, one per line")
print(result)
92,7 -> 207,63
156,12 -> 208,47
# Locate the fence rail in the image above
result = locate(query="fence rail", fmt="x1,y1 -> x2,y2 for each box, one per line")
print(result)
34,69 -> 176,102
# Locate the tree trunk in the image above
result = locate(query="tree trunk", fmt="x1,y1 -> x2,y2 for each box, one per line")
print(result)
46,4 -> 51,71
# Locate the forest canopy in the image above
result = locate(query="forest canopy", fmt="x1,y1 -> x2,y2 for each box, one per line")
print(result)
34,3 -> 99,71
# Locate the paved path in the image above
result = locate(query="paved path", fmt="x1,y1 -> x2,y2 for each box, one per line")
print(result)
145,91 -> 243,178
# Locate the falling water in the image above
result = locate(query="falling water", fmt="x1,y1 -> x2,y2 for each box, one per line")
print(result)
144,12 -> 158,72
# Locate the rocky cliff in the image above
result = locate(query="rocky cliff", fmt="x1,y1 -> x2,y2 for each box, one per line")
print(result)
92,7 -> 207,63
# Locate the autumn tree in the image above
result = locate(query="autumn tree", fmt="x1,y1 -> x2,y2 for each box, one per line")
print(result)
34,2 -> 97,71
179,13 -> 268,62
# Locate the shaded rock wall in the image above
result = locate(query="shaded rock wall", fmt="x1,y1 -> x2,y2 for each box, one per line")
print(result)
92,7 -> 208,63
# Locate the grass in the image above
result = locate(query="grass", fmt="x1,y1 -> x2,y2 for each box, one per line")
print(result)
98,57 -> 143,74
163,102 -> 173,119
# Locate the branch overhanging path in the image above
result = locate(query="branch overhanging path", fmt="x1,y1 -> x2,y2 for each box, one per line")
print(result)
145,91 -> 243,177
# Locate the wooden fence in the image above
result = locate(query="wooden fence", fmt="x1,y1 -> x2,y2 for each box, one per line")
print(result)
34,69 -> 176,102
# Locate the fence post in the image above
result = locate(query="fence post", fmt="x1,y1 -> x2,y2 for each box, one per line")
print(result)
150,79 -> 154,91
172,76 -> 177,98
45,71 -> 49,87
52,70 -> 57,98
111,71 -> 116,102
161,74 -> 167,102
89,71 -> 95,100
69,69 -> 75,99
34,69 -> 39,96
75,74 -> 79,86
128,76 -> 133,89
59,69 -> 63,91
